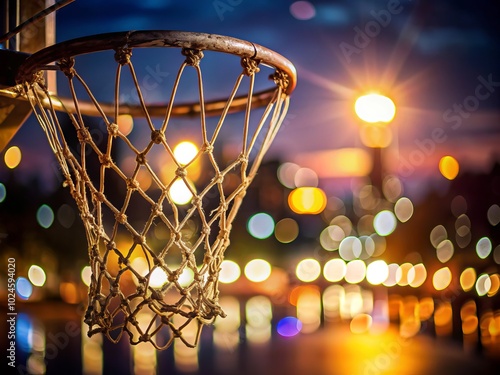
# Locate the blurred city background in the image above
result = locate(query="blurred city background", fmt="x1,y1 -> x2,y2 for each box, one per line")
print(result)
1,1 -> 500,374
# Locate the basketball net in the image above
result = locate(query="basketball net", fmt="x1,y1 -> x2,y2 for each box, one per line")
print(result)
20,37 -> 292,349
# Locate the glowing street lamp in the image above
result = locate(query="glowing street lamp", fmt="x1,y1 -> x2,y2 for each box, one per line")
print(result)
354,93 -> 397,189
355,93 -> 396,124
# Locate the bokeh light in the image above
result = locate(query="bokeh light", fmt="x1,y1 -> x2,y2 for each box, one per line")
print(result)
117,114 -> 134,135
350,314 -> 372,334
219,260 -> 241,284
16,277 -> 33,300
433,267 -> 452,291
488,274 -> 499,297
36,204 -> 54,229
383,175 -> 403,202
383,263 -> 399,287
4,145 -> 22,169
396,263 -> 412,286
178,267 -> 195,287
169,179 -> 194,205
247,212 -> 275,239
476,274 -> 491,296
460,268 -> 476,292
294,167 -> 318,187
355,93 -> 396,123
494,245 -> 500,264
0,183 -> 6,202
290,1 -> 316,20
366,260 -> 389,285
277,317 -> 302,337
394,197 -> 414,223
174,141 -> 198,165
339,236 -> 362,260
149,268 -> 168,288
296,258 -> 321,282
275,218 -> 299,243
373,210 -> 397,236
344,260 -> 366,284
288,187 -> 327,214
297,287 -> 321,333
320,225 -> 345,251
57,204 -> 76,228
28,265 -> 46,287
439,156 -> 459,180
244,259 -> 272,283
436,239 -> 454,263
408,263 -> 427,288
323,258 -> 346,282
476,237 -> 492,259
487,204 -> 500,226
277,162 -> 300,188
430,225 -> 448,248
81,266 -> 92,287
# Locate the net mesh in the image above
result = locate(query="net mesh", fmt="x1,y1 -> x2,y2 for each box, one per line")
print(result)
20,43 -> 291,349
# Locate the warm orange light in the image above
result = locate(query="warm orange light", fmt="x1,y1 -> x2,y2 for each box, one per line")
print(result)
488,274 -> 499,297
408,264 -> 427,288
395,263 -> 412,286
288,187 -> 327,215
350,314 -> 372,334
462,316 -> 478,335
439,156 -> 459,180
460,268 -> 476,292
295,148 -> 372,178
434,303 -> 453,335
355,93 -> 396,123
4,146 -> 22,169
432,267 -> 452,291
60,282 -> 80,304
419,297 -> 434,321
117,114 -> 134,135
359,124 -> 393,148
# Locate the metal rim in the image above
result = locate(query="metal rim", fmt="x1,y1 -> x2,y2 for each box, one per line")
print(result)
16,30 -> 296,117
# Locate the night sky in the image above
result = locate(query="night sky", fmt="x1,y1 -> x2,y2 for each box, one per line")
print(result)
5,0 -> 500,198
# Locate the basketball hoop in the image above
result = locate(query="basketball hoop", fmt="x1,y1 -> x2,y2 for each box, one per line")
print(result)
16,30 -> 296,349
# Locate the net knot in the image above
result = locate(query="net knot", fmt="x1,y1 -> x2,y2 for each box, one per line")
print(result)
126,178 -> 139,190
114,46 -> 133,66
182,48 -> 204,67
151,203 -> 162,216
109,123 -> 119,137
214,172 -> 224,184
241,57 -> 261,76
168,271 -> 178,283
76,127 -> 92,143
57,57 -> 76,78
99,154 -> 112,168
238,153 -> 249,166
134,235 -> 145,245
271,70 -> 290,90
201,143 -> 214,154
115,212 -> 127,224
201,226 -> 211,236
151,130 -> 165,144
139,334 -> 150,343
175,168 -> 187,178
136,153 -> 147,165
